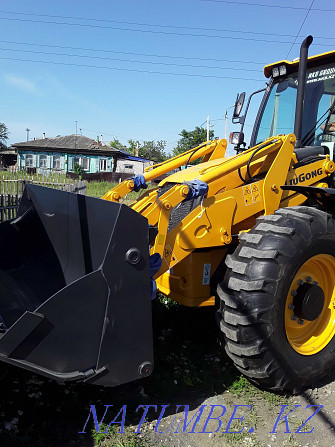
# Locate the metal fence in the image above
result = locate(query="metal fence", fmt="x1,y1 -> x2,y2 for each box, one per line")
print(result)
0,174 -> 87,223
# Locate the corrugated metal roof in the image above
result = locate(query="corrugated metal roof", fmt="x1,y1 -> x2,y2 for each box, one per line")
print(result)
116,148 -> 151,162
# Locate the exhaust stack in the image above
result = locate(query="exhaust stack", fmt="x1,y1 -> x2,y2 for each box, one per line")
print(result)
294,35 -> 313,148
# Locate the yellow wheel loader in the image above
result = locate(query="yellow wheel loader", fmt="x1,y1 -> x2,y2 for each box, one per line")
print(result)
1,35 -> 335,393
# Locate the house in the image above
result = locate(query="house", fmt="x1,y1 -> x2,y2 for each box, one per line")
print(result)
11,135 -> 152,175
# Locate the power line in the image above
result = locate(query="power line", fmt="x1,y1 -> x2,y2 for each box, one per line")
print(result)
0,39 -> 267,65
0,47 -> 262,72
0,10 -> 334,41
0,56 -> 264,81
199,0 -> 335,11
0,16 -> 332,47
286,0 -> 315,58
0,17 -> 294,43
0,9 -> 333,40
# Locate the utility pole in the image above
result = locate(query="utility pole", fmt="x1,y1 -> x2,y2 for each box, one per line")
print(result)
224,104 -> 236,157
207,115 -> 210,141
75,121 -> 78,151
25,128 -> 30,142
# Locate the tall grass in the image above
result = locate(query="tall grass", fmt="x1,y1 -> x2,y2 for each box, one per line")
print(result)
86,181 -> 117,198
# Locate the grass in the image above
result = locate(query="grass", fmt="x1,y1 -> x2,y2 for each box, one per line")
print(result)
92,424 -> 148,447
228,375 -> 289,407
86,180 -> 157,205
87,181 -> 116,198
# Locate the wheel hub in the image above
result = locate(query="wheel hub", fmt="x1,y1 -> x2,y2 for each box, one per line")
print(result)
285,253 -> 335,355
293,282 -> 325,321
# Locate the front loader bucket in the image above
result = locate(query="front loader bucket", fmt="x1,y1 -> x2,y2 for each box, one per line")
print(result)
0,184 -> 153,386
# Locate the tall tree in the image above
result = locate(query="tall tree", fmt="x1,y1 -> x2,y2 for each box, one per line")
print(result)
127,139 -> 140,156
110,137 -> 127,151
172,126 -> 215,157
139,140 -> 167,163
0,122 -> 9,150
111,137 -> 167,162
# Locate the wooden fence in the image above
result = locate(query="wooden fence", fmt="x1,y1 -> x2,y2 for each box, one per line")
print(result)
0,174 -> 87,223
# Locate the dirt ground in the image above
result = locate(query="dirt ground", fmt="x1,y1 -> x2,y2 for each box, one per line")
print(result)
1,299 -> 334,447
142,374 -> 335,447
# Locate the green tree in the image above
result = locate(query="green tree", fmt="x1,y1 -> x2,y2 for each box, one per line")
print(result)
73,162 -> 83,177
127,139 -> 140,156
111,137 -> 167,162
0,122 -> 9,150
172,126 -> 215,158
139,140 -> 167,163
110,137 -> 127,151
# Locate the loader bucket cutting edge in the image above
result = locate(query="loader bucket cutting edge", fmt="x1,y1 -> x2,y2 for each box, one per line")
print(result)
0,184 -> 153,387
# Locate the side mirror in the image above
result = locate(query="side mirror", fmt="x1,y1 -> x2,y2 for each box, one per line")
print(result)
233,92 -> 246,118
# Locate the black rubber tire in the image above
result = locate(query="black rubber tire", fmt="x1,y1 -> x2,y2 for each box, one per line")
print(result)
217,206 -> 335,393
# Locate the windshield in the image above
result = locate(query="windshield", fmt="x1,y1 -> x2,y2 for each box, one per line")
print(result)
254,63 -> 335,147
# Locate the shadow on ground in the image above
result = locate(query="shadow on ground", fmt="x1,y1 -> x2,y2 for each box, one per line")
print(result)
0,298 -> 239,446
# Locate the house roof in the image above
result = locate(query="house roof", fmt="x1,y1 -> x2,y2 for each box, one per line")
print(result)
11,135 -> 152,162
115,147 -> 151,163
0,147 -> 16,155
12,135 -> 118,153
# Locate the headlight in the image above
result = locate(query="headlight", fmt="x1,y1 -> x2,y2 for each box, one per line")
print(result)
279,64 -> 287,76
272,65 -> 287,78
272,67 -> 280,78
229,132 -> 244,145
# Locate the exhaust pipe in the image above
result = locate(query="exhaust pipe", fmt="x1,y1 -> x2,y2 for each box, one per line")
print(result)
294,35 -> 313,148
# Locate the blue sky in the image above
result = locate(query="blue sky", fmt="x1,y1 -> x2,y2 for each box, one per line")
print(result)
1,0 -> 335,155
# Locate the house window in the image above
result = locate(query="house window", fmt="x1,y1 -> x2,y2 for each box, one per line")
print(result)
124,164 -> 133,170
53,155 -> 61,170
39,155 -> 47,168
100,159 -> 108,171
25,154 -> 34,167
81,157 -> 90,171
73,156 -> 90,171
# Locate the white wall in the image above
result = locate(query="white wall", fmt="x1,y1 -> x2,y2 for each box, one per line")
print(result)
116,159 -> 153,175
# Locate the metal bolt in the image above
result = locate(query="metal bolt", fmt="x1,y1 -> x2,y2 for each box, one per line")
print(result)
306,276 -> 312,282
291,290 -> 297,296
298,279 -> 304,286
291,315 -> 298,321
298,319 -> 304,325
288,303 -> 295,310
125,247 -> 141,265
313,281 -> 319,286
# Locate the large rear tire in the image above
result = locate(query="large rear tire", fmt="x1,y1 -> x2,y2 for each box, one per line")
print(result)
217,206 -> 335,393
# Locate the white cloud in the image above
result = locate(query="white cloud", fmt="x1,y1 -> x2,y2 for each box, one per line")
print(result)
4,74 -> 39,94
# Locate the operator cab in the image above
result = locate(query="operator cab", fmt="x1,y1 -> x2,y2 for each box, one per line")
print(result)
232,49 -> 335,165
252,54 -> 335,158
